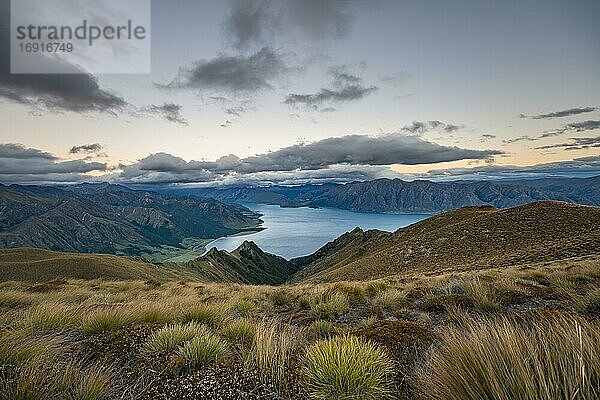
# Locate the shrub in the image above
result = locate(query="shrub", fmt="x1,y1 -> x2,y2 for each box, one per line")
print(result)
302,335 -> 394,399
176,332 -> 231,369
419,314 -> 600,400
222,318 -> 257,347
142,322 -> 205,355
182,303 -> 228,327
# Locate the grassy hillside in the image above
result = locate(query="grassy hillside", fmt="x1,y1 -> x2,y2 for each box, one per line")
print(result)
291,201 -> 600,282
0,242 -> 297,285
0,248 -> 205,282
0,256 -> 597,399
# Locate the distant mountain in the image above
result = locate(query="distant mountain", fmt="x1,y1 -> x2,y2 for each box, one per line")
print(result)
157,176 -> 600,213
0,183 -> 262,257
290,201 -> 600,282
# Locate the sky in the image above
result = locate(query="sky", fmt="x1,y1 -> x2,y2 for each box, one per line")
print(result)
0,0 -> 599,186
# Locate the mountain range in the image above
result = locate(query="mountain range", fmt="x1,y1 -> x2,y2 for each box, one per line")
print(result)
155,175 -> 600,213
0,183 -> 261,257
2,200 -> 598,285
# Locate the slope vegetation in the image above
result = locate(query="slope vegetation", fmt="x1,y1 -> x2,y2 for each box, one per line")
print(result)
291,201 -> 600,282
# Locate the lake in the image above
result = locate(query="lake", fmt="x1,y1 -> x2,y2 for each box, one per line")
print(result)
205,204 -> 430,259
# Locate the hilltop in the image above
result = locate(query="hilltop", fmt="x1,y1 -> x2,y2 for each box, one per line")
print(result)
291,201 -> 600,282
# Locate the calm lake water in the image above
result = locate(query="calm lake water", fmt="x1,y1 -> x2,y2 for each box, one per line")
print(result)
205,204 -> 430,259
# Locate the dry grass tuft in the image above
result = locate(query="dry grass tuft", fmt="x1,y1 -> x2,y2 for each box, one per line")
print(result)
419,314 -> 600,400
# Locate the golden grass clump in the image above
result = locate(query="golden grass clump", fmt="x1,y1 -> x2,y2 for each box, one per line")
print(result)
302,334 -> 394,400
246,320 -> 301,393
309,294 -> 349,321
419,314 -> 600,400
82,307 -> 133,334
182,303 -> 229,327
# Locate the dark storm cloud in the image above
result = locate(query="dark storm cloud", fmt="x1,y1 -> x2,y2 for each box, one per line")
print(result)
0,143 -> 107,183
521,107 -> 598,119
0,0 -> 126,114
535,137 -> 600,151
284,67 -> 377,108
69,143 -> 103,154
165,47 -> 288,94
225,0 -> 351,49
400,121 -> 462,135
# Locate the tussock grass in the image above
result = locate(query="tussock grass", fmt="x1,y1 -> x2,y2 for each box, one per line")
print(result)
24,302 -> 81,332
82,307 -> 133,334
420,314 -> 600,400
0,360 -> 115,400
222,318 -> 256,347
309,294 -> 349,321
176,332 -> 231,369
0,329 -> 63,366
302,335 -> 394,400
246,320 -> 301,393
232,298 -> 259,316
270,289 -> 295,307
306,320 -> 344,341
365,281 -> 388,297
142,322 -> 205,355
374,289 -> 407,311
182,303 -> 229,327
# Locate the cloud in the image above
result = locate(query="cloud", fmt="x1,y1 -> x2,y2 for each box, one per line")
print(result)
521,107 -> 598,119
69,143 -> 103,154
424,156 -> 600,181
480,134 -> 496,142
401,120 -> 462,135
165,47 -> 289,94
565,120 -> 600,132
0,143 -> 107,183
284,67 -> 377,108
115,133 -> 502,184
144,103 -> 188,125
535,137 -> 600,151
502,136 -> 536,145
0,1 -> 126,114
224,0 -> 352,49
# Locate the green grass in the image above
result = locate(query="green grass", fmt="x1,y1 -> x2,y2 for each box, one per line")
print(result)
82,308 -> 133,335
302,335 -> 394,400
